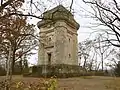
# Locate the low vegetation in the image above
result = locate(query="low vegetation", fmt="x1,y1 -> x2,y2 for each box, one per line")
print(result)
0,76 -> 57,90
105,78 -> 120,90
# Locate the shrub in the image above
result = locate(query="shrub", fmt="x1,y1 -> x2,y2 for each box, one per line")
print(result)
26,64 -> 108,78
93,71 -> 105,76
114,63 -> 120,76
0,66 -> 6,76
0,77 -> 58,90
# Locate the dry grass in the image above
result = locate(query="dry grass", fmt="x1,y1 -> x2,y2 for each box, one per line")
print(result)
105,77 -> 120,90
0,76 -> 120,90
79,76 -> 93,79
0,76 -> 57,90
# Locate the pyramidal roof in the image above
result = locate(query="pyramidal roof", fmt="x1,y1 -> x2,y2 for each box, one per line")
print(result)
38,5 -> 80,30
43,5 -> 72,16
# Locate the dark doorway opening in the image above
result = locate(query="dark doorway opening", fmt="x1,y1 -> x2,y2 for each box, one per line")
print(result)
48,53 -> 51,65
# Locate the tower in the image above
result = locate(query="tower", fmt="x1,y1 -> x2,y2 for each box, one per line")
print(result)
37,5 -> 79,66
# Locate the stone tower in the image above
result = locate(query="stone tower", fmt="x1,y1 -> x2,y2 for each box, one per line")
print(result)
37,5 -> 79,66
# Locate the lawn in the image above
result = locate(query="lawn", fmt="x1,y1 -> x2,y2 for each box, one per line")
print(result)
0,75 -> 119,90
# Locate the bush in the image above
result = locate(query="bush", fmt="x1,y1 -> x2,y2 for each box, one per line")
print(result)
114,63 -> 120,76
0,66 -> 6,76
25,64 -> 108,78
0,77 -> 57,90
93,71 -> 105,76
27,64 -> 85,78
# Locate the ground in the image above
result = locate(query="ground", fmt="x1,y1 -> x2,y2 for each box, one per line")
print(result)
0,76 -> 118,90
57,76 -> 113,90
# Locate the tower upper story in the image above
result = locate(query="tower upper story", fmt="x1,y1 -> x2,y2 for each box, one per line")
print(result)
37,5 -> 79,31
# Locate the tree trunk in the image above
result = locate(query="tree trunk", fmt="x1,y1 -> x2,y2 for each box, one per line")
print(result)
83,56 -> 87,69
5,46 -> 12,90
11,47 -> 16,74
101,53 -> 104,71
19,58 -> 23,73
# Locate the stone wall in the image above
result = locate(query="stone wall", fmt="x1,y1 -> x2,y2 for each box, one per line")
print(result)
30,64 -> 84,78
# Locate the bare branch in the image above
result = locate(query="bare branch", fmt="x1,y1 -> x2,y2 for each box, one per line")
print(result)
113,0 -> 120,11
70,0 -> 73,12
0,0 -> 14,12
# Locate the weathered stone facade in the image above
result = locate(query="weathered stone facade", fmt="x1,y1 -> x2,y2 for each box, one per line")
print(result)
37,5 -> 79,66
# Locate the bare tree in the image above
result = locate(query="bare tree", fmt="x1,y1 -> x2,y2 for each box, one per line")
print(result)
79,33 -> 115,71
78,39 -> 93,69
106,48 -> 120,68
82,0 -> 120,47
93,34 -> 114,71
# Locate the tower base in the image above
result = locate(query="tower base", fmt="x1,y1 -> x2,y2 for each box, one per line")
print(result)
29,64 -> 85,78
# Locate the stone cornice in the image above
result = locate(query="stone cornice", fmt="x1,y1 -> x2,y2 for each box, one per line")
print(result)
40,29 -> 54,34
40,26 -> 77,36
37,5 -> 80,30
